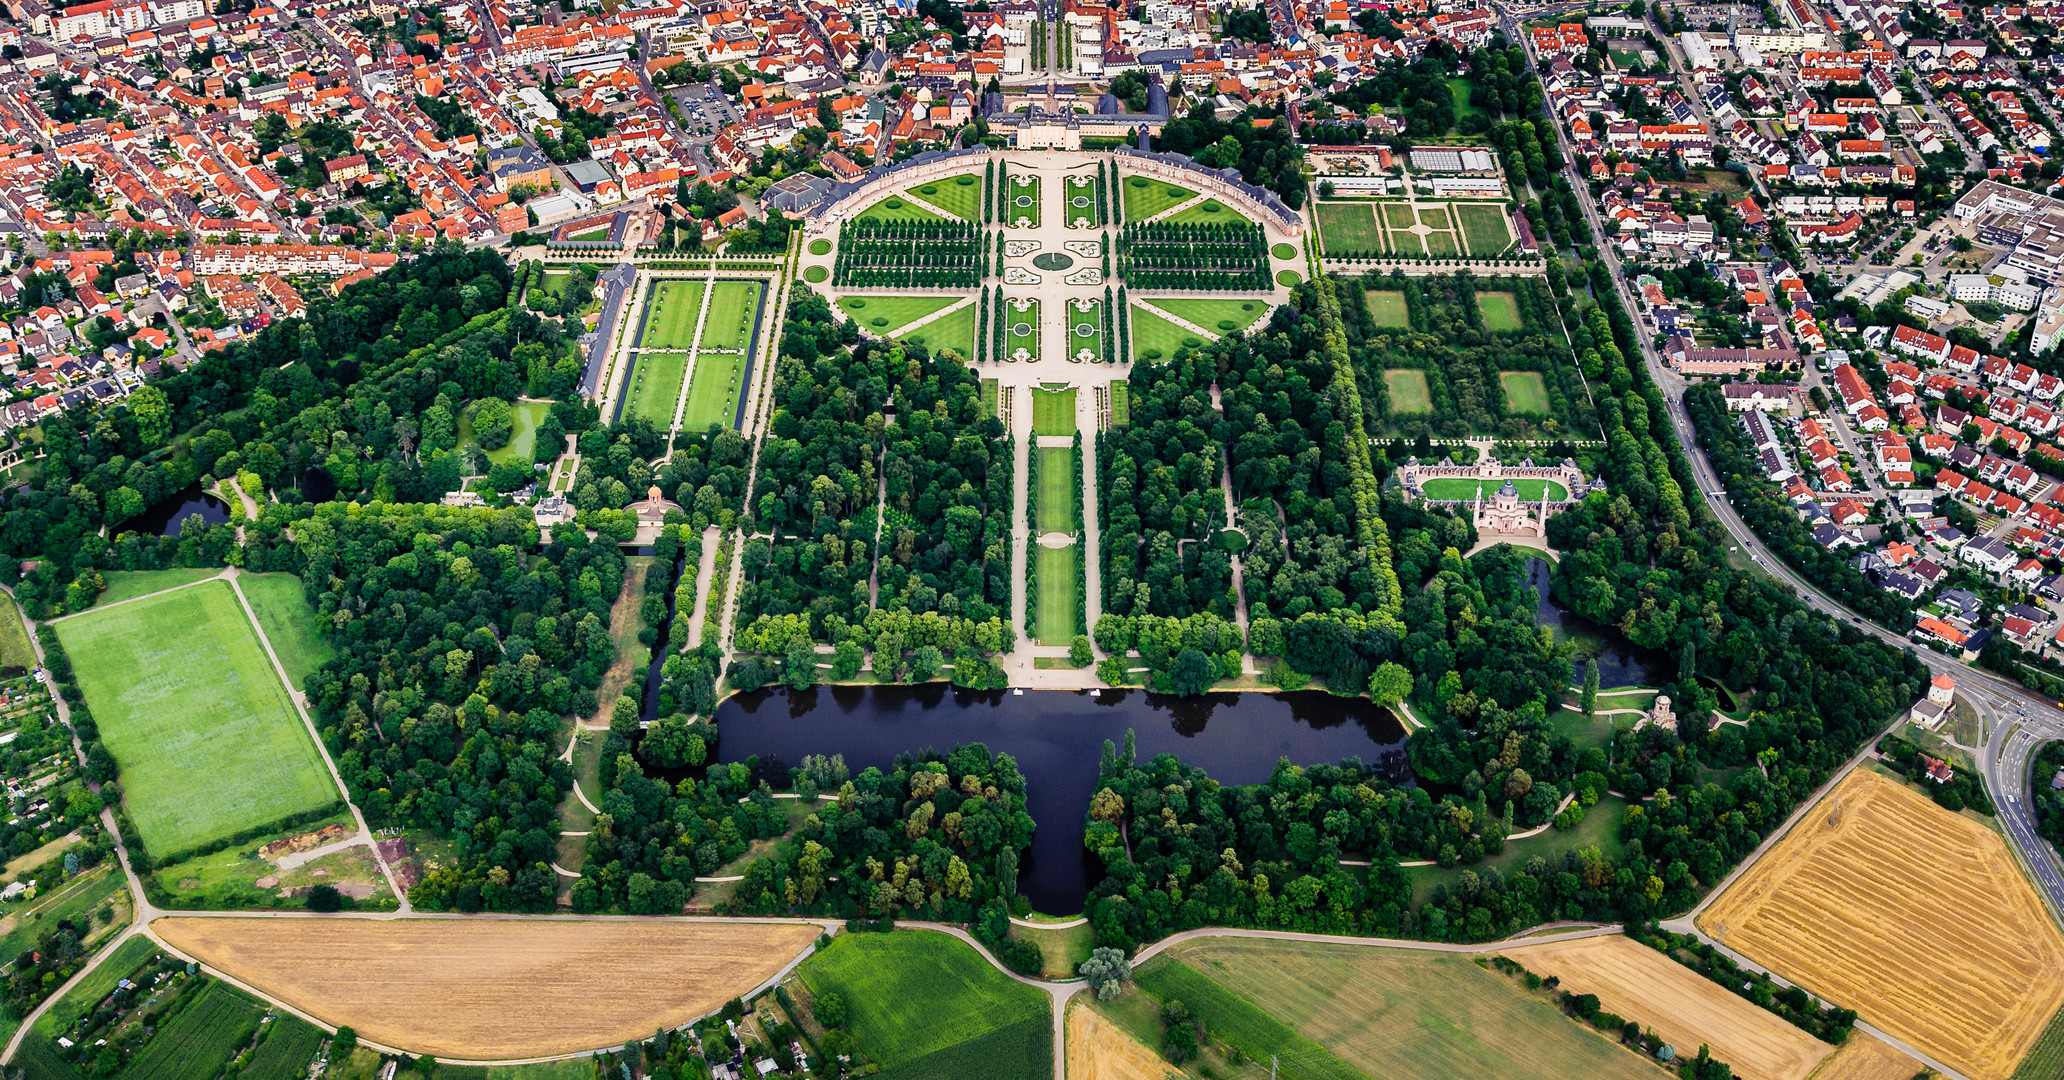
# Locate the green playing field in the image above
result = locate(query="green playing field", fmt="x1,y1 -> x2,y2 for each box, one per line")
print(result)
56,581 -> 338,858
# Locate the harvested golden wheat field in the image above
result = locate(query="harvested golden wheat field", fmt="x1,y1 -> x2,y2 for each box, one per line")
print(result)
154,917 -> 820,1059
1503,934 -> 1833,1080
1068,1002 -> 1180,1080
1806,1032 -> 1922,1080
1698,768 -> 2064,1080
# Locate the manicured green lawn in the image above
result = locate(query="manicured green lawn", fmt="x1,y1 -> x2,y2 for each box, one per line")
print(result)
907,174 -> 982,221
803,265 -> 828,283
1406,796 -> 1628,907
837,295 -> 963,336
1455,203 -> 1513,254
1142,298 -> 1266,335
1006,174 -> 1040,227
1365,290 -> 1410,328
1276,270 -> 1302,286
0,593 -> 35,669
681,352 -> 747,431
1109,381 -> 1130,426
1315,202 -> 1386,254
904,303 -> 976,362
55,582 -> 337,858
798,932 -> 1051,1079
567,226 -> 610,242
1066,301 -> 1102,361
1500,370 -> 1552,414
1036,446 -> 1074,533
1420,477 -> 1567,501
1390,232 -> 1424,255
237,573 -> 335,691
1477,291 -> 1524,331
1065,174 -> 1097,225
1031,385 -> 1075,437
482,400 -> 550,466
856,196 -> 945,223
1166,199 -> 1246,226
1425,231 -> 1458,255
639,280 -> 704,350
621,351 -> 689,428
1418,206 -> 1455,230
1121,175 -> 1196,220
981,379 -> 998,419
1005,299 -> 1039,361
1384,370 -> 1432,413
1382,202 -> 1419,230
1130,305 -> 1205,361
1272,243 -> 1297,260
1036,545 -> 1076,645
697,281 -> 761,352
96,568 -> 219,607
807,239 -> 832,256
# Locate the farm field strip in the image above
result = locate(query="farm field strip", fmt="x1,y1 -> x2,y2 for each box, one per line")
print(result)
153,917 -> 821,1060
1699,768 -> 2064,1080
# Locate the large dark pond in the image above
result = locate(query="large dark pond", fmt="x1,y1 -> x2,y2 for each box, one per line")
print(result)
1524,557 -> 1670,690
131,483 -> 230,536
711,684 -> 1409,914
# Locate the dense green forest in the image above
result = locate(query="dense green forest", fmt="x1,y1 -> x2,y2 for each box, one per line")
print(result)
1097,352 -> 1235,620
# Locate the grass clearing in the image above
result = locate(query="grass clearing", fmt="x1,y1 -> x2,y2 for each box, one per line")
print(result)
1500,371 -> 1552,414
620,350 -> 688,427
0,593 -> 34,669
1121,176 -> 1197,220
696,280 -> 761,352
1404,795 -> 1625,905
1152,938 -> 1660,1080
94,568 -> 219,607
1456,203 -> 1514,254
1130,305 -> 1204,362
1420,476 -> 1568,501
637,280 -> 704,350
1036,545 -> 1076,645
907,174 -> 982,220
798,932 -> 1051,1080
1383,369 -> 1432,413
154,917 -> 820,1059
1700,768 -> 2064,1080
837,295 -> 962,336
1141,298 -> 1266,335
1365,290 -> 1410,328
1477,291 -> 1524,331
856,196 -> 945,224
1014,919 -> 1095,981
56,582 -> 336,858
904,303 -> 977,362
1032,386 -> 1077,436
1314,202 -> 1386,254
1449,77 -> 1481,119
1503,934 -> 1834,1080
230,574 -> 334,693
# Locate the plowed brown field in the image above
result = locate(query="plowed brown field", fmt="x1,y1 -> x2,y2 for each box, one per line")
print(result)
1503,934 -> 1833,1080
1068,1003 -> 1180,1080
1806,1032 -> 1922,1080
154,917 -> 820,1059
1698,768 -> 2064,1080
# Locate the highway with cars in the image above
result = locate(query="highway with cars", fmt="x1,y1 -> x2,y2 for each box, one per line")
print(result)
1497,2 -> 2064,923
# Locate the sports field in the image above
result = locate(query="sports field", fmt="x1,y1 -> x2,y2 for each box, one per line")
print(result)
1421,477 -> 1567,501
1036,545 -> 1076,644
1007,174 -> 1040,227
1006,300 -> 1040,361
1032,385 -> 1076,436
621,351 -> 688,427
1135,939 -> 1657,1080
800,931 -> 1050,1080
55,581 -> 337,857
1503,935 -> 1834,1080
697,281 -> 761,352
907,174 -> 982,220
855,196 -> 945,223
638,280 -> 704,350
1477,291 -> 1524,331
838,295 -> 961,336
905,303 -> 977,362
1166,199 -> 1244,226
1699,768 -> 2064,1080
1365,290 -> 1409,327
1130,305 -> 1204,361
1456,203 -> 1514,253
236,573 -> 335,690
155,917 -> 821,1059
1143,298 -> 1266,335
1315,202 -> 1385,254
681,352 -> 747,431
1122,175 -> 1197,221
1068,301 -> 1102,361
1500,371 -> 1551,414
1384,370 -> 1432,413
